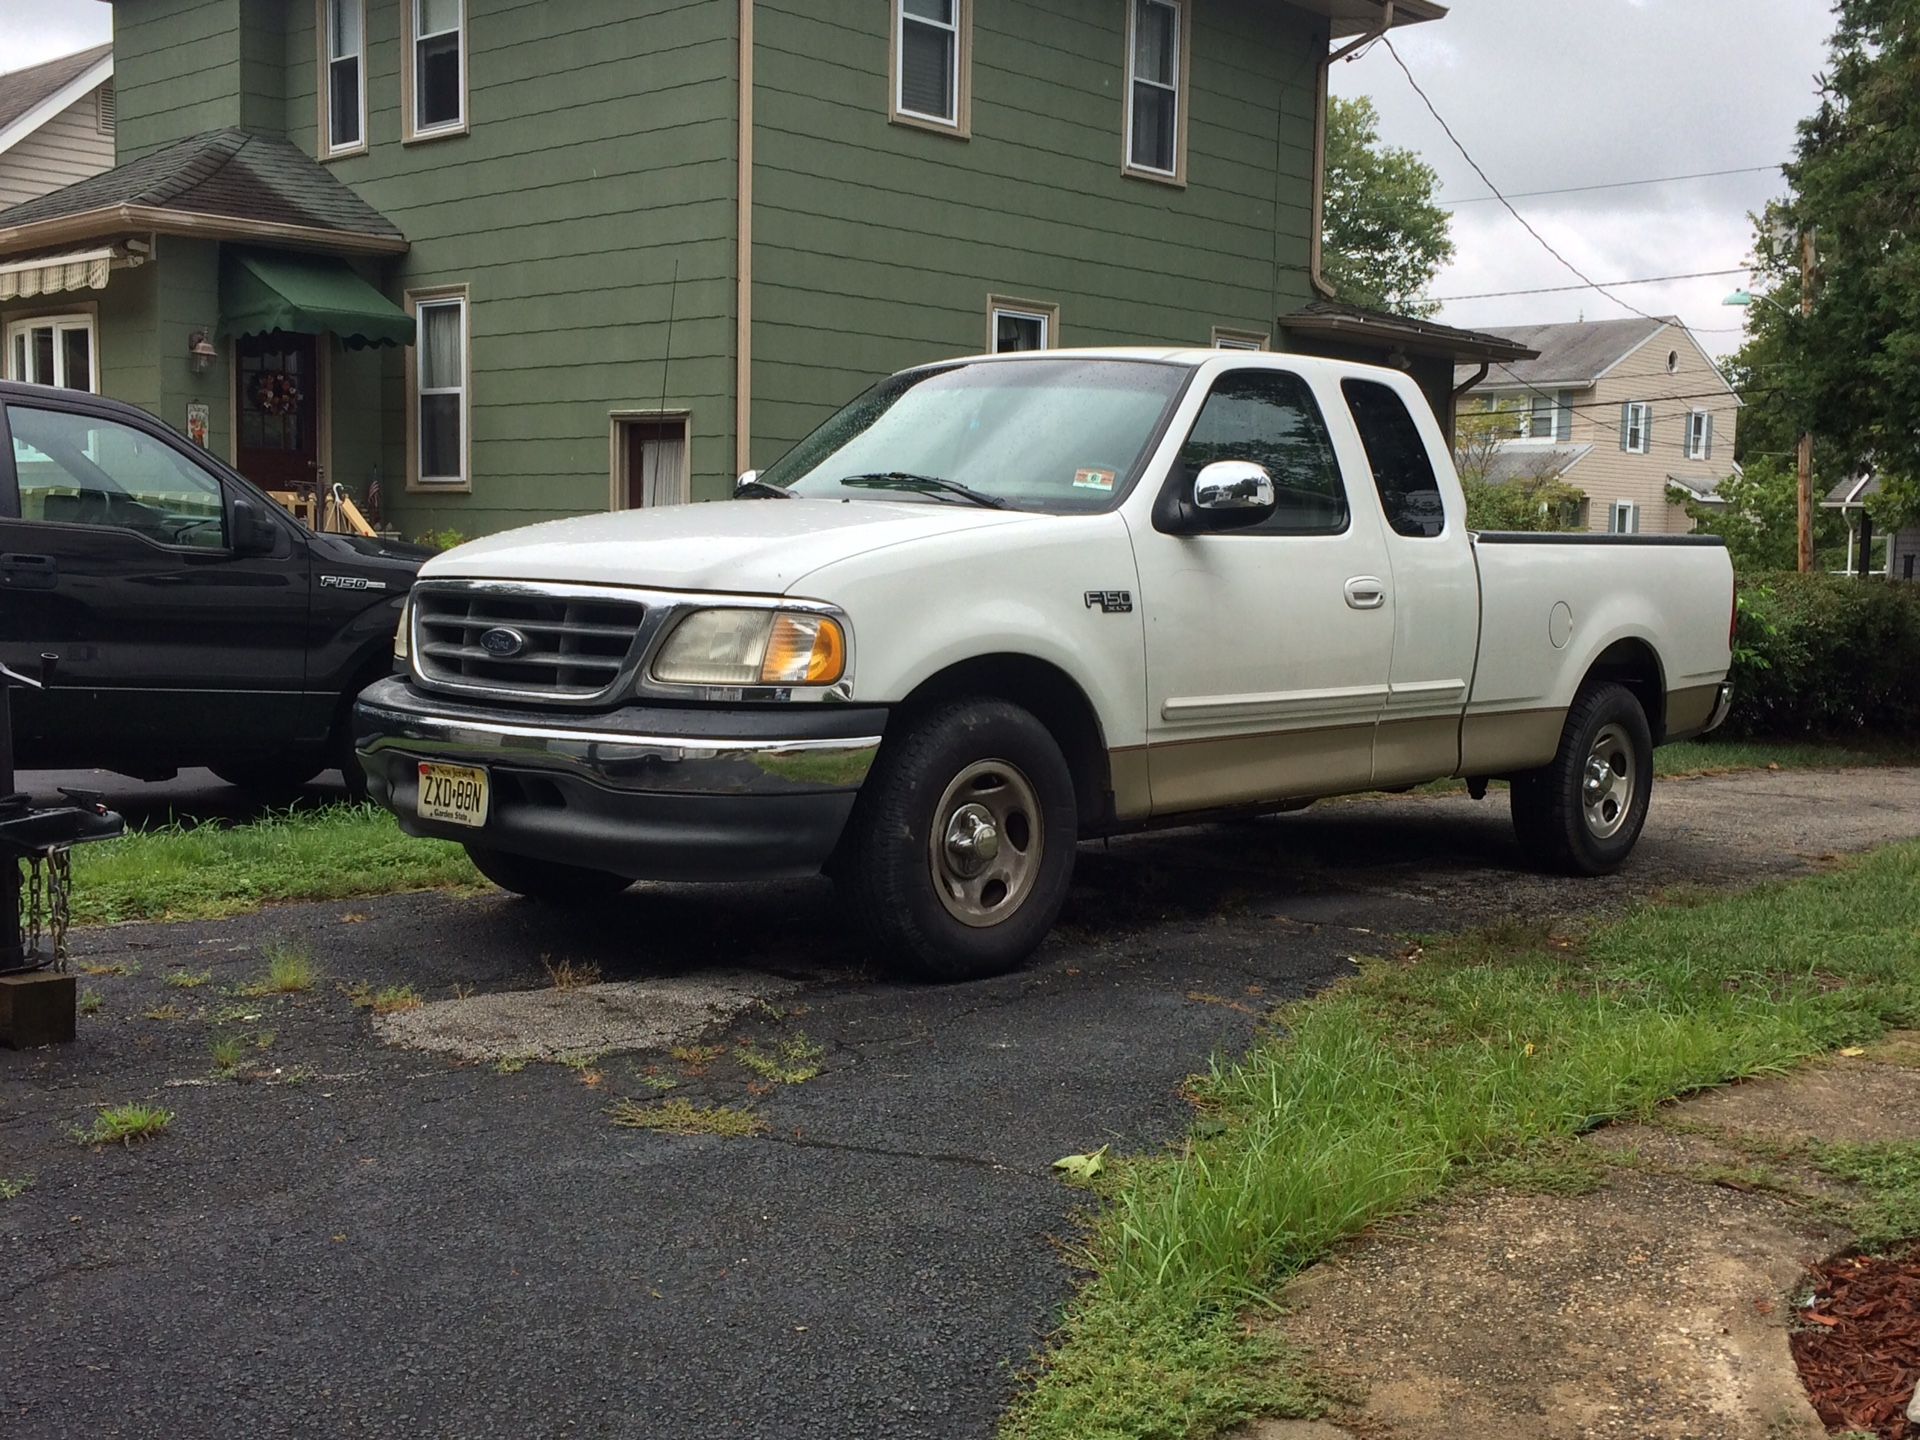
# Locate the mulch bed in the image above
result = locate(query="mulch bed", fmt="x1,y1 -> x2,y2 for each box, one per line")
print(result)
1792,1247 -> 1920,1439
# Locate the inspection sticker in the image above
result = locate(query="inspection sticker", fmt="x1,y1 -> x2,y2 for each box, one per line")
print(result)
1072,468 -> 1116,492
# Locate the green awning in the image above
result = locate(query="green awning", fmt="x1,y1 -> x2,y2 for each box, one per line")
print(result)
220,250 -> 415,349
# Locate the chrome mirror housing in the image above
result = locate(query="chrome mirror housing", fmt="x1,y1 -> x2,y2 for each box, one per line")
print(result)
1193,461 -> 1275,512
734,469 -> 762,493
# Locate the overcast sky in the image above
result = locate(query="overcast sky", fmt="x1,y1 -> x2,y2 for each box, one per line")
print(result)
5,0 -> 1832,356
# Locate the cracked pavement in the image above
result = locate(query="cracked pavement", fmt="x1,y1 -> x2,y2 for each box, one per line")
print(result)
5,767 -> 1920,1439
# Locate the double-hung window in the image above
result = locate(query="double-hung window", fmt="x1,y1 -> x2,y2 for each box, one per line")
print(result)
1608,500 -> 1641,535
6,314 -> 96,392
322,0 -> 366,156
1126,0 -> 1185,181
989,298 -> 1057,354
1621,401 -> 1651,455
893,0 -> 968,132
410,290 -> 469,487
1526,391 -> 1566,441
1686,408 -> 1712,460
407,0 -> 466,140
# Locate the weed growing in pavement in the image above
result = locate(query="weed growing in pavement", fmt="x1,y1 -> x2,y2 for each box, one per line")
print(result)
209,1034 -> 248,1074
164,970 -> 212,990
494,1056 -> 530,1075
607,1098 -> 768,1138
0,1177 -> 32,1201
238,942 -> 318,996
210,1004 -> 264,1025
737,1033 -> 825,1086
143,1004 -> 185,1022
1469,1140 -> 1613,1197
637,1072 -> 679,1092
77,960 -> 138,977
1812,1142 -> 1920,1250
76,990 -> 102,1016
542,956 -> 601,990
1006,841 -> 1920,1440
669,1044 -> 725,1067
73,1103 -> 173,1146
342,981 -> 422,1015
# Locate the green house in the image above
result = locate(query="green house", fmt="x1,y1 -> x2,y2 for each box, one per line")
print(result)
0,0 -> 1519,540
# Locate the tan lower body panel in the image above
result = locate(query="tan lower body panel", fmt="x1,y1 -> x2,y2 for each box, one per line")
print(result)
1145,723 -> 1374,816
1457,707 -> 1565,777
1664,683 -> 1721,741
1372,714 -> 1461,789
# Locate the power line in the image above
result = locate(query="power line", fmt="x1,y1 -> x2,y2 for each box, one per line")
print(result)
1383,38 -> 1675,328
1428,268 -> 1750,302
1440,165 -> 1785,207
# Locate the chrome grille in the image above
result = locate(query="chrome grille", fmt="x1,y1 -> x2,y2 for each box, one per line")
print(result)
412,583 -> 647,702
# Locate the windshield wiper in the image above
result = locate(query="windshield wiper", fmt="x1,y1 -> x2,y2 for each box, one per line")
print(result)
838,472 -> 1009,510
735,479 -> 794,499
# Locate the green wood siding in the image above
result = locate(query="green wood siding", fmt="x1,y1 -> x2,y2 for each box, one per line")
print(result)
113,0 -> 249,161
280,0 -> 741,535
747,0 -> 1323,465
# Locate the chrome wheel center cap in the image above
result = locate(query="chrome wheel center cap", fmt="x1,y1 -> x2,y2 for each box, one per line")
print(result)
944,804 -> 1001,876
1585,757 -> 1613,798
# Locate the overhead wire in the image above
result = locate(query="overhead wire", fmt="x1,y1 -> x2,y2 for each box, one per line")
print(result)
1439,165 -> 1786,207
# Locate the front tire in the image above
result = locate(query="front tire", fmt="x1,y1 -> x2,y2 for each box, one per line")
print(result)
1510,681 -> 1654,875
464,845 -> 633,903
836,698 -> 1078,981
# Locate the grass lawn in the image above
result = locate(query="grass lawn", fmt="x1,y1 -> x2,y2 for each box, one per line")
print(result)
1004,842 -> 1920,1440
1656,736 -> 1920,776
70,804 -> 478,924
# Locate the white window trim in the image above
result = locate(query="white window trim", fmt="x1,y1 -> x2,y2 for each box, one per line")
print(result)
1623,401 -> 1651,455
318,0 -> 368,159
890,0 -> 971,137
402,0 -> 469,144
1124,0 -> 1190,186
1687,407 -> 1710,461
1609,499 -> 1640,535
1515,391 -> 1565,444
987,295 -> 1059,354
406,286 -> 471,491
5,312 -> 99,392
1211,326 -> 1268,351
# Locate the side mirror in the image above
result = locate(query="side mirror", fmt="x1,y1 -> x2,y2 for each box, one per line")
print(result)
734,470 -> 762,494
1192,461 -> 1276,528
229,494 -> 279,557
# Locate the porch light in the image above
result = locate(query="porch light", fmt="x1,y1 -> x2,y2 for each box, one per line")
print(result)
188,330 -> 219,373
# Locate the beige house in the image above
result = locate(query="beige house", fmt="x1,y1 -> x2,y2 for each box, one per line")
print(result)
0,46 -> 115,211
1457,316 -> 1740,534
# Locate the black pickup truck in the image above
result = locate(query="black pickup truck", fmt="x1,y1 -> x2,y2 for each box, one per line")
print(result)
0,381 -> 426,796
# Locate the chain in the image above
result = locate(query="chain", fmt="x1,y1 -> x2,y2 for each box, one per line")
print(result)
18,849 -> 73,972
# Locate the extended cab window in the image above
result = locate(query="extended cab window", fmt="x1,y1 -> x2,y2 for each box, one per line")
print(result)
1176,370 -> 1348,534
1342,378 -> 1446,538
8,406 -> 227,549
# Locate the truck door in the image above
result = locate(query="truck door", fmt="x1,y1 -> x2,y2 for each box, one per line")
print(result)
0,396 -> 311,769
1133,365 -> 1396,814
1337,377 -> 1481,786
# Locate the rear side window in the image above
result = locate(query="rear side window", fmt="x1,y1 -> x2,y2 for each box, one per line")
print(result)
1342,378 -> 1445,538
1176,370 -> 1348,534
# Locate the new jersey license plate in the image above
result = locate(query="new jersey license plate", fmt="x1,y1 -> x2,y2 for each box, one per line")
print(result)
416,762 -> 490,828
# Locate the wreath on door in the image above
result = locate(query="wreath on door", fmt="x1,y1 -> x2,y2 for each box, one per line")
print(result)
254,370 -> 303,416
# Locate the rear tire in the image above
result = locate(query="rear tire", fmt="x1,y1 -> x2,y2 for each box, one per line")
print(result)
464,845 -> 633,903
835,698 -> 1078,981
1509,681 -> 1654,876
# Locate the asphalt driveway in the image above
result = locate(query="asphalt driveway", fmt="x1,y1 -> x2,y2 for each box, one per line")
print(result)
5,768 -> 1920,1439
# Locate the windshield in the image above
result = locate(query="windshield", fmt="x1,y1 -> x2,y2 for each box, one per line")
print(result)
756,358 -> 1191,513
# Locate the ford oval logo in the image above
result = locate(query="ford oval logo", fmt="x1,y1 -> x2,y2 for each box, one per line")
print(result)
479,626 -> 528,658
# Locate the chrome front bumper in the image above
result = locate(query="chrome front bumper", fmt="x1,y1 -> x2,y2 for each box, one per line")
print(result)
353,677 -> 886,880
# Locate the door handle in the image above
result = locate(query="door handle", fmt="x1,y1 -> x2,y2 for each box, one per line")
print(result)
1344,576 -> 1387,611
0,553 -> 57,590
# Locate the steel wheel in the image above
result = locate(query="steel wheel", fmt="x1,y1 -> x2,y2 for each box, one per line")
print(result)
927,758 -> 1043,928
1582,723 -> 1636,839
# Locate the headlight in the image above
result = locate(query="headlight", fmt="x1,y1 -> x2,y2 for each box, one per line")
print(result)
652,608 -> 847,687
393,594 -> 412,661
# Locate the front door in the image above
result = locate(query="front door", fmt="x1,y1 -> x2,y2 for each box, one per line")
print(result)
236,332 -> 320,496
1134,365 -> 1397,815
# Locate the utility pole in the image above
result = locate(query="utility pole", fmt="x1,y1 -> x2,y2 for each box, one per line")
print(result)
1796,227 -> 1817,574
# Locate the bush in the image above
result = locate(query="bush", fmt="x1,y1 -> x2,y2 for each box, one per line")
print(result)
1725,573 -> 1920,738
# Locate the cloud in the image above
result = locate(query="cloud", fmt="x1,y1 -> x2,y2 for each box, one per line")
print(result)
0,0 -> 112,72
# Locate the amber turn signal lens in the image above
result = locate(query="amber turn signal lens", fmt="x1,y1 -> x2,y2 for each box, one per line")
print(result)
761,614 -> 846,686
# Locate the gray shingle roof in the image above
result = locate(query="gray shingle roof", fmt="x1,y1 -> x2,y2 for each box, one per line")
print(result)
1470,443 -> 1593,486
0,127 -> 403,244
1454,317 -> 1672,389
0,44 -> 111,138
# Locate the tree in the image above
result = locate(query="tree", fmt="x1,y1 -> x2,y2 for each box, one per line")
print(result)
1454,405 -> 1586,532
1668,459 -> 1844,573
1321,96 -> 1455,318
1745,0 -> 1920,533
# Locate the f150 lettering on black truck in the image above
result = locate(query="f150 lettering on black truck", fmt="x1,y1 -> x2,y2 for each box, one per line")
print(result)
0,382 -> 425,795
357,351 -> 1736,979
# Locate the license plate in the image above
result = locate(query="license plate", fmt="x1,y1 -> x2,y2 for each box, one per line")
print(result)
416,762 -> 490,828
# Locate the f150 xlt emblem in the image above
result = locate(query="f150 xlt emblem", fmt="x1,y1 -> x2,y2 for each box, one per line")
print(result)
1084,590 -> 1133,614
479,626 -> 529,658
319,575 -> 388,591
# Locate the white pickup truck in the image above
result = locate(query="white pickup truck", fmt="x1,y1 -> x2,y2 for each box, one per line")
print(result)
356,349 -> 1735,978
